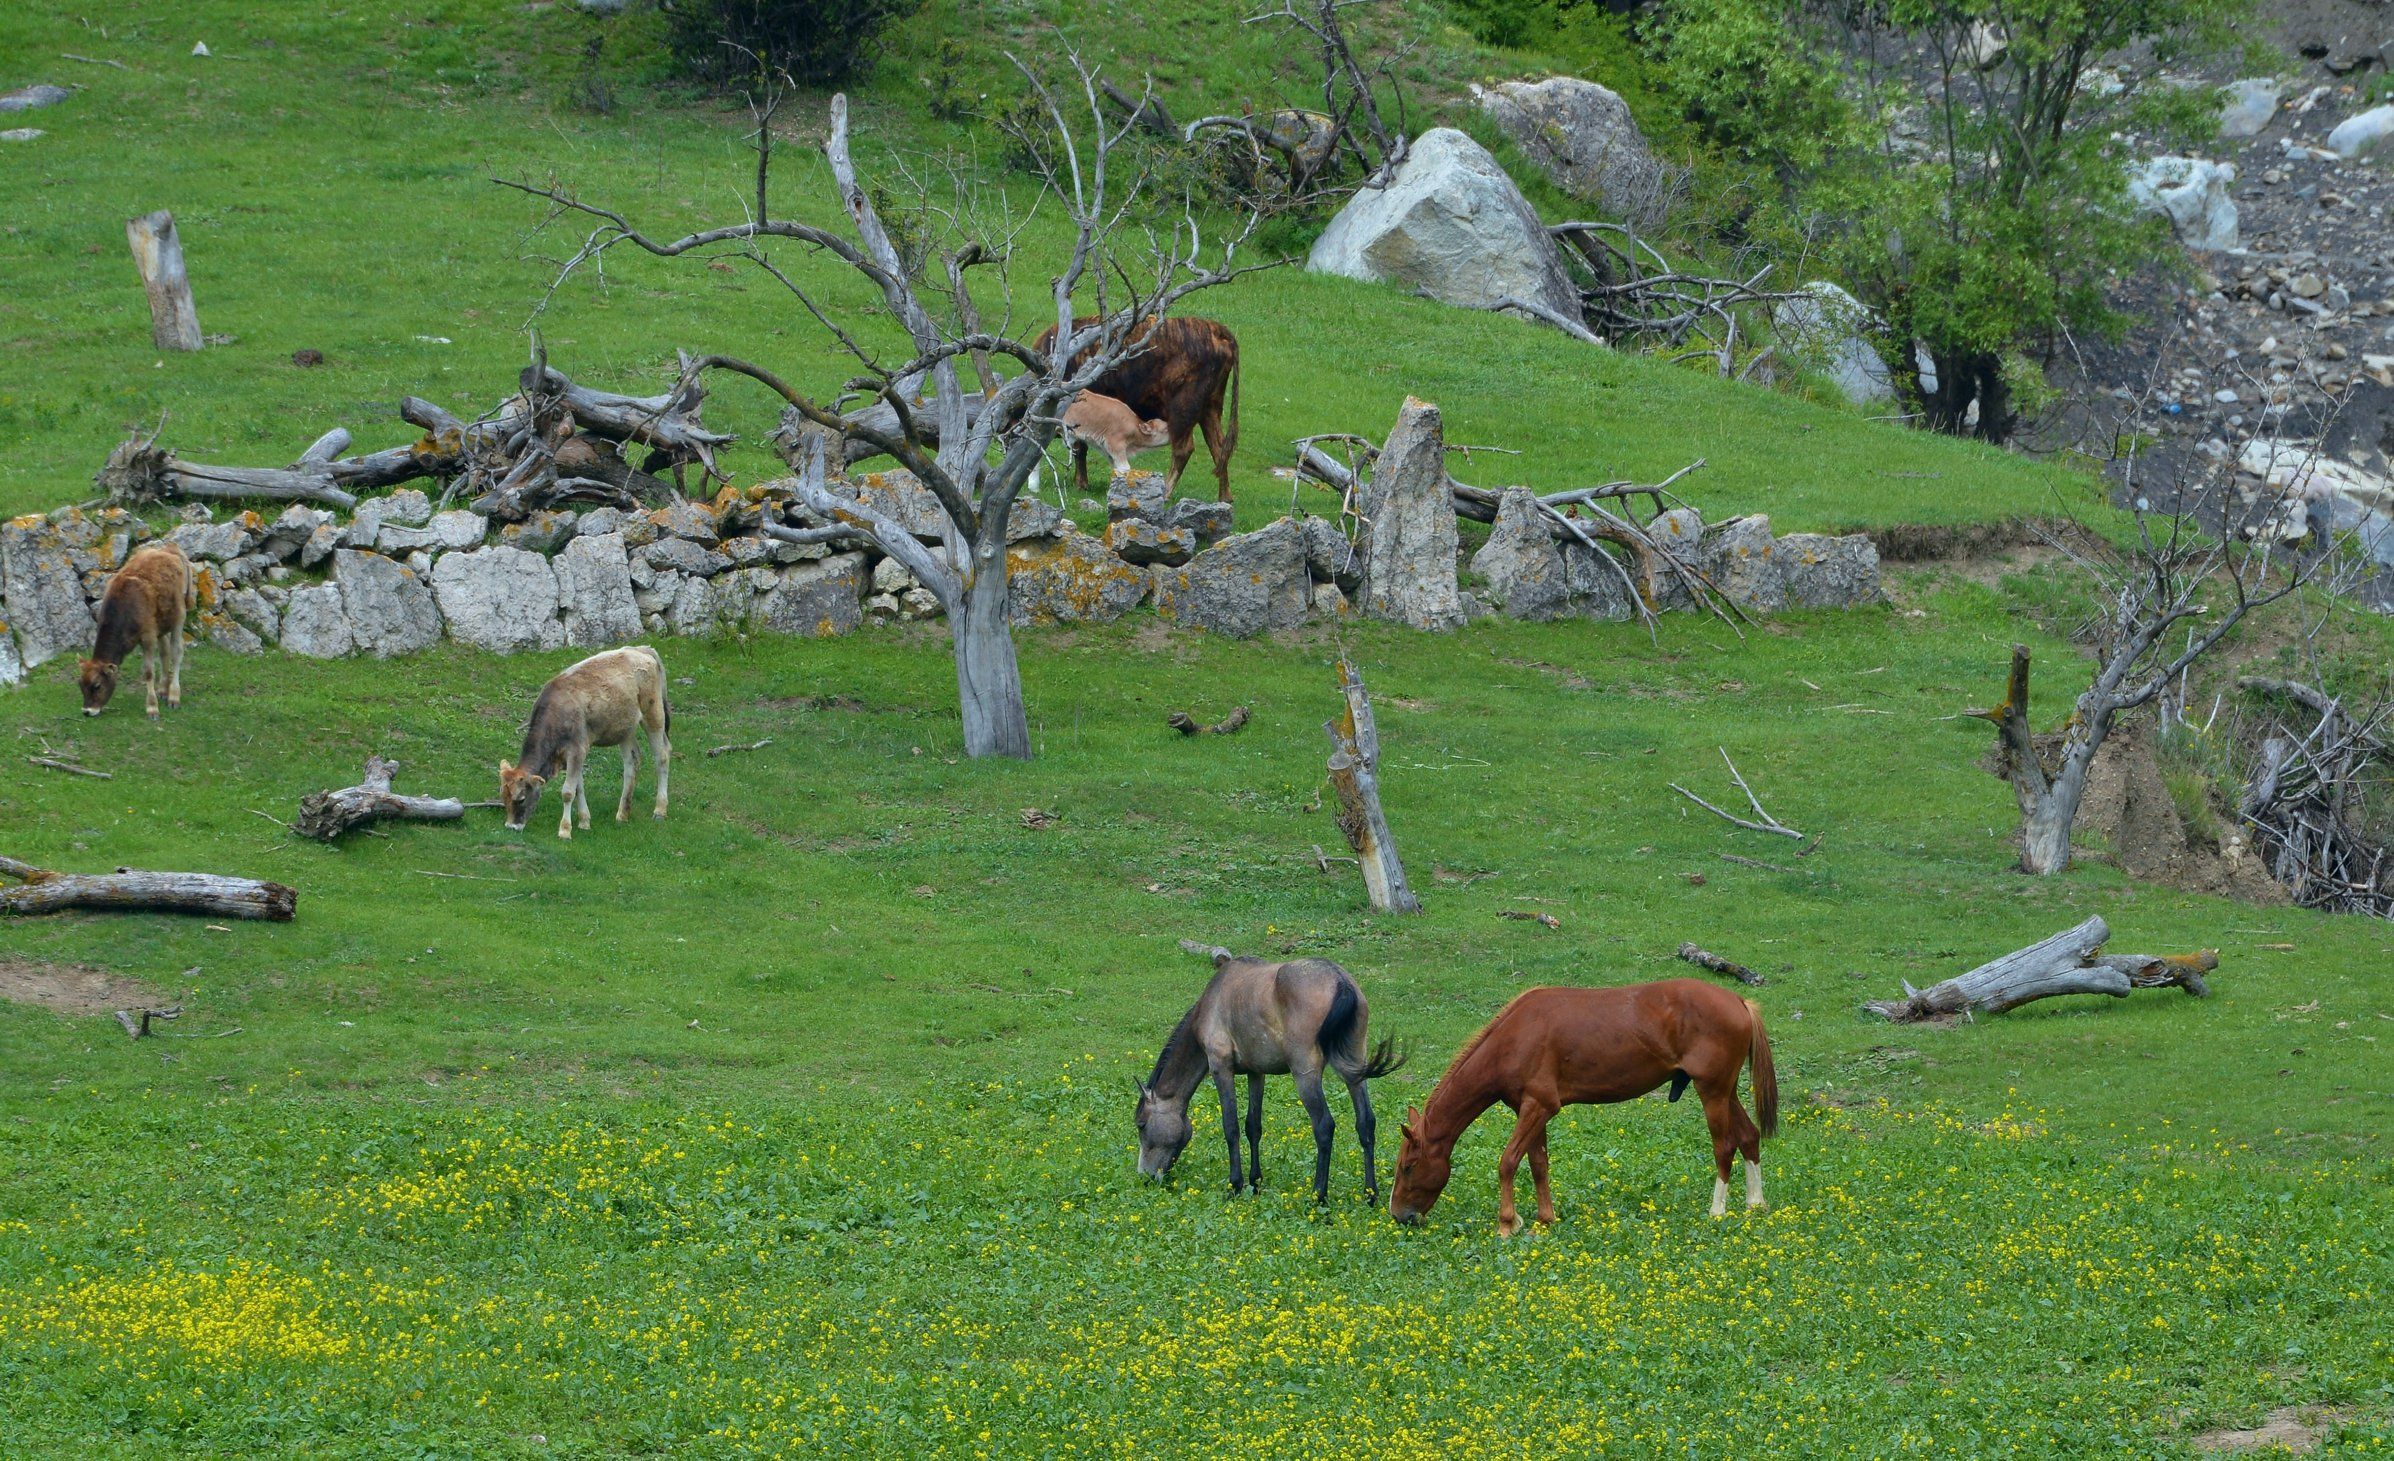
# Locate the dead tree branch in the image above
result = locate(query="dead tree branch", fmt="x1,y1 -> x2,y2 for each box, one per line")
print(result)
293,756 -> 470,842
0,856 -> 297,921
1866,916 -> 2216,1022
1322,657 -> 1419,913
1678,942 -> 1766,986
1671,748 -> 1806,839
1168,706 -> 1251,736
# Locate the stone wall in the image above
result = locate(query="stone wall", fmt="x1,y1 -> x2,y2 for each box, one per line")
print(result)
0,467 -> 1883,686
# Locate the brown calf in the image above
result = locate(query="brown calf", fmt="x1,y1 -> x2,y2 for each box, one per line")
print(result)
80,542 -> 195,719
1032,315 -> 1240,501
498,645 -> 672,840
1029,391 -> 1173,493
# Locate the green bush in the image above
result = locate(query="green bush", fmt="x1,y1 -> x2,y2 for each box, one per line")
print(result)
658,0 -> 921,87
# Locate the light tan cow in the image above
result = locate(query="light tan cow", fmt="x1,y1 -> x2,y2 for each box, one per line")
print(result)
80,542 -> 195,719
498,645 -> 672,839
1031,390 -> 1174,491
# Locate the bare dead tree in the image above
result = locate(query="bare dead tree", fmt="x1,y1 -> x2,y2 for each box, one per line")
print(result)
1966,509 -> 2313,875
496,63 -> 1261,759
1547,221 -> 1808,376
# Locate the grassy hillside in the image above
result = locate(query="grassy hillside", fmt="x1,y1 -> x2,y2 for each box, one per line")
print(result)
2,2 -> 2389,1456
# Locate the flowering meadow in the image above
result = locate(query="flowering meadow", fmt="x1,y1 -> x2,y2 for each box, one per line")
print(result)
1,1076 -> 2386,1456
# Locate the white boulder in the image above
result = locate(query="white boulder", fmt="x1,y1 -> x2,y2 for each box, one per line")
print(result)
1306,128 -> 1582,320
2127,157 -> 2238,251
1775,282 -> 1893,407
432,547 -> 563,653
2217,79 -> 2282,139
2326,105 -> 2394,160
1471,77 -> 1665,223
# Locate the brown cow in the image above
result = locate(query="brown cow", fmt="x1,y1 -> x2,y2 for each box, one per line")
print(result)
1032,315 -> 1240,501
80,542 -> 195,719
499,645 -> 672,840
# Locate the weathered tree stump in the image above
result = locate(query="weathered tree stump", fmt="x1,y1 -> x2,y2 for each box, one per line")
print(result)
293,756 -> 470,841
1865,915 -> 2216,1022
126,210 -> 201,351
0,856 -> 295,920
1323,658 -> 1419,913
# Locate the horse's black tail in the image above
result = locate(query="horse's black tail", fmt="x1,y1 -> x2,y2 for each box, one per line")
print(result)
1319,976 -> 1406,1078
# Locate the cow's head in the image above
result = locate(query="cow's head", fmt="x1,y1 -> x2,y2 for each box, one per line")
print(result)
498,759 -> 547,831
1131,417 -> 1173,452
77,659 -> 118,716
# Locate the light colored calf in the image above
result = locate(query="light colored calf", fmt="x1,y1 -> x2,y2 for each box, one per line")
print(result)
1031,391 -> 1174,490
499,645 -> 672,840
80,543 -> 194,719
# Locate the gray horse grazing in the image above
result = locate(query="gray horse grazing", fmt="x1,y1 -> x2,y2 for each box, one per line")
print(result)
1134,952 -> 1405,1202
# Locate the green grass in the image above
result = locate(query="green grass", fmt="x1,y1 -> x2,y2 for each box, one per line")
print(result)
3,1 -> 2391,1455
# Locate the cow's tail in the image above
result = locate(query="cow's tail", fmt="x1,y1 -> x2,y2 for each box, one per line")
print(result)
1744,999 -> 1779,1138
1224,339 -> 1241,465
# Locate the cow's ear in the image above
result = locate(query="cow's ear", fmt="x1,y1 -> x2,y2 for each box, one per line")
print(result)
525,772 -> 546,788
499,759 -> 515,776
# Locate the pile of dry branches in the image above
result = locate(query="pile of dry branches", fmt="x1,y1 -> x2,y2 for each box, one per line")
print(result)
1544,221 -> 1807,376
2238,677 -> 2394,916
94,349 -> 726,522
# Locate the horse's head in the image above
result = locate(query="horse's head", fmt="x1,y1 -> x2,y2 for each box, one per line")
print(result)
1132,1079 -> 1192,1181
77,659 -> 118,716
1387,1106 -> 1449,1224
498,759 -> 547,831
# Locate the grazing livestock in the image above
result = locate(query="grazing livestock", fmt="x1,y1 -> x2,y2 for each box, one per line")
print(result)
498,645 -> 672,840
1134,951 -> 1404,1202
1389,980 -> 1778,1235
1033,315 -> 1240,501
1028,391 -> 1173,493
79,542 -> 194,719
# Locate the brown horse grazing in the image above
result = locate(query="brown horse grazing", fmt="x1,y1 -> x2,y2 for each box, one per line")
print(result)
80,542 -> 195,719
1135,952 -> 1405,1202
499,645 -> 672,839
1388,979 -> 1777,1236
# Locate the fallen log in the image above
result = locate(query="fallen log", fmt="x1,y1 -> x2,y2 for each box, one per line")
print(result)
1323,657 -> 1420,913
1168,706 -> 1250,736
95,425 -> 435,513
293,756 -> 470,842
1678,941 -> 1765,986
1864,915 -> 2215,1022
1,856 -> 296,921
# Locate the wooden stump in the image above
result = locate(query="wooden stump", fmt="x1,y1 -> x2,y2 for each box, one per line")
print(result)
126,211 -> 202,352
1323,658 -> 1419,913
1865,916 -> 2216,1022
293,756 -> 470,841
1,856 -> 295,921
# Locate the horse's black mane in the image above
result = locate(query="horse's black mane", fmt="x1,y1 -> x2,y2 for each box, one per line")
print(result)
1145,1002 -> 1205,1091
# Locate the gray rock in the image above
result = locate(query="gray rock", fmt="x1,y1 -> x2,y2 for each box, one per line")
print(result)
1562,542 -> 1636,621
1775,532 -> 1883,608
872,556 -> 918,594
1104,518 -> 1196,567
2218,79 -> 2282,139
0,128 -> 42,143
1471,488 -> 1571,620
300,522 -> 343,569
218,551 -> 278,588
1311,582 -> 1351,618
167,514 -> 264,562
752,553 -> 867,638
2128,157 -> 2238,251
634,568 -> 684,616
555,532 -> 642,648
1006,498 -> 1067,543
1306,128 -> 1582,320
200,612 -> 263,655
1151,518 -> 1310,637
498,509 -> 576,555
278,584 -> 355,659
833,470 -> 950,539
1695,515 -> 1784,614
1360,398 -> 1465,631
1006,529 -> 1152,626
2326,104 -> 2394,160
1165,498 -> 1236,545
0,85 -> 71,113
576,506 -> 625,538
619,512 -> 660,549
644,536 -> 732,578
1106,471 -> 1172,523
651,500 -> 722,544
900,586 -> 941,619
1472,77 -> 1666,224
432,547 -> 562,653
1298,514 -> 1363,593
666,575 -> 717,637
379,509 -> 487,554
1775,282 -> 1893,407
866,591 -> 901,620
0,621 -> 22,689
722,535 -> 780,568
223,587 -> 280,644
333,549 -> 440,657
0,517 -> 97,668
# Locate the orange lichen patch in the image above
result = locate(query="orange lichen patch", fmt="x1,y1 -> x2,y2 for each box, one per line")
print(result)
192,565 -> 222,609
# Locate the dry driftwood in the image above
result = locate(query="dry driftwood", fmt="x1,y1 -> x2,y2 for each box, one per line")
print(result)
1178,938 -> 1236,963
1865,915 -> 2215,1022
1671,748 -> 1806,840
1678,941 -> 1765,986
0,855 -> 296,921
1323,657 -> 1419,913
1168,706 -> 1251,736
293,756 -> 471,842
126,210 -> 201,352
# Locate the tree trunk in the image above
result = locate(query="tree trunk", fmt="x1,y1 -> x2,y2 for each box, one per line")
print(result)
952,556 -> 1030,760
126,210 -> 202,352
293,756 -> 471,841
1323,658 -> 1421,913
1865,915 -> 2216,1021
1,856 -> 296,921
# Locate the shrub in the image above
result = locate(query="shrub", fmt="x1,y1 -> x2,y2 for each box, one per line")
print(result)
657,0 -> 921,87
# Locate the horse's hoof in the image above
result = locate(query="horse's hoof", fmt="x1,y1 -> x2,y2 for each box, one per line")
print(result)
616,812 -> 630,823
1496,1217 -> 1523,1239
1747,1200 -> 1769,1213
558,829 -> 573,841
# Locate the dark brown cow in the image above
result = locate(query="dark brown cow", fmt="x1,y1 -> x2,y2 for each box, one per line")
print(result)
1033,315 -> 1240,501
